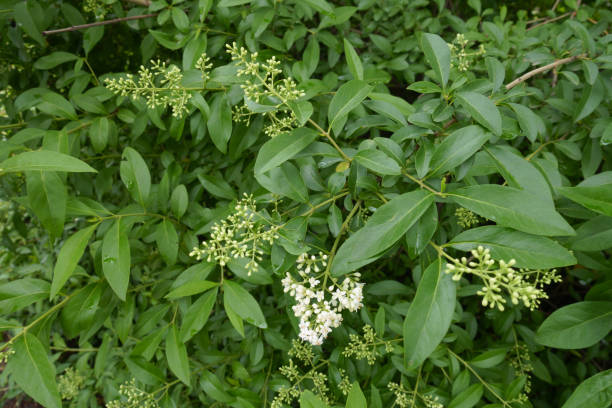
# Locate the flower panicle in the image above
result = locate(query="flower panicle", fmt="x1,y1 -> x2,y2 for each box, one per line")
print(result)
444,246 -> 561,311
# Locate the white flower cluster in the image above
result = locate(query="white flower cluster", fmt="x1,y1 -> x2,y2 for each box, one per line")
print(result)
445,246 -> 561,311
189,194 -> 279,275
282,253 -> 364,345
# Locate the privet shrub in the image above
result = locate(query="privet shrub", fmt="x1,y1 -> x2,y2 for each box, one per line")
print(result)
1,0 -> 612,407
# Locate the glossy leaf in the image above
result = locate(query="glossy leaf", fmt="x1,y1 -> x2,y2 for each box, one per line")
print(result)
403,258 -> 455,369
562,369 -> 612,408
101,219 -> 131,301
166,325 -> 190,385
51,223 -> 98,298
449,226 -> 576,269
332,191 -> 434,276
428,125 -> 490,177
455,91 -> 502,136
420,33 -> 450,87
223,280 -> 267,328
255,128 -> 319,175
449,185 -> 575,236
536,301 -> 612,349
120,147 -> 151,208
8,333 -> 61,408
0,150 -> 97,173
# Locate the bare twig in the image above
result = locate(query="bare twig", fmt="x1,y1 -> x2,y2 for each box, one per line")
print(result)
571,0 -> 581,19
551,0 -> 561,11
527,12 -> 571,31
505,54 -> 585,90
42,13 -> 157,36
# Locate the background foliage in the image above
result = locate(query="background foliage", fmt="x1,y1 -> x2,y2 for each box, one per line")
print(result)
1,0 -> 612,407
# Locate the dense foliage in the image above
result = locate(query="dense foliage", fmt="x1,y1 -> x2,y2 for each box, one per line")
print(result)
1,0 -> 612,407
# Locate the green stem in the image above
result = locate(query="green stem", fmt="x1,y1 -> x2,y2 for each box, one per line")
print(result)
402,170 -> 443,196
0,288 -> 84,351
447,348 -> 513,407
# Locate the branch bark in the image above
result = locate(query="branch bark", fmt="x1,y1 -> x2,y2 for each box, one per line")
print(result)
42,13 -> 157,36
505,54 -> 585,90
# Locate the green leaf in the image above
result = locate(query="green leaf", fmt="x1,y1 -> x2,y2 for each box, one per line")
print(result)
102,219 -> 131,301
37,92 -> 78,120
34,52 -> 79,69
166,325 -> 190,386
448,185 -> 575,236
288,101 -> 314,127
407,81 -> 442,94
14,1 -> 45,46
427,125 -> 490,177
255,162 -> 309,203
170,184 -> 188,219
536,301 -> 612,349
207,93 -> 232,153
0,279 -> 49,314
301,0 -> 334,14
344,39 -> 364,80
420,33 -> 450,88
300,390 -> 329,408
255,128 -> 319,175
218,0 -> 251,6
328,80 -> 373,135
0,151 -> 97,173
26,171 -> 66,238
166,280 -> 218,299
508,103 -> 546,142
486,145 -> 552,204
120,147 -> 151,208
224,299 -> 245,337
223,280 -> 267,328
51,223 -> 98,298
455,92 -> 502,136
346,382 -> 367,408
124,355 -> 165,385
332,191 -> 434,276
403,258 -> 455,369
574,79 -> 604,123
200,370 -> 235,403
470,348 -> 508,368
180,288 -> 218,341
562,369 -> 612,408
156,219 -> 178,266
73,94 -> 106,115
7,333 -> 61,408
171,8 -> 190,31
354,149 -> 402,176
557,184 -> 612,217
198,174 -> 236,200
404,204 -> 438,257
571,216 -> 612,251
448,383 -> 483,408
449,226 -> 576,269
89,117 -> 110,153
61,282 -> 101,339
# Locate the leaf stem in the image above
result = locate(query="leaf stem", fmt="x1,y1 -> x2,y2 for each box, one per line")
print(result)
402,170 -> 443,196
447,348 -> 513,407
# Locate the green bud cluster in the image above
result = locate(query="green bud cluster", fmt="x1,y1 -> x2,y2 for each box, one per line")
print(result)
105,379 -> 158,408
445,246 -> 561,311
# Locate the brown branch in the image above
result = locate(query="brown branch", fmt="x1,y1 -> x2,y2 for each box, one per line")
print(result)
527,12 -> 571,31
505,54 -> 585,90
42,13 -> 157,36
